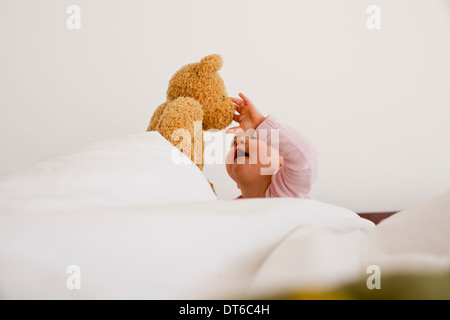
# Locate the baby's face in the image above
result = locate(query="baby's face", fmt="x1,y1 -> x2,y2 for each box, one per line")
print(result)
225,135 -> 281,186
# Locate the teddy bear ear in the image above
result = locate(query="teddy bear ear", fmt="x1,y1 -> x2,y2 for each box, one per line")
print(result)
197,54 -> 223,75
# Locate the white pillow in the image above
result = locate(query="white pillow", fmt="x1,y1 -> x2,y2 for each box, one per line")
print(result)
0,132 -> 217,210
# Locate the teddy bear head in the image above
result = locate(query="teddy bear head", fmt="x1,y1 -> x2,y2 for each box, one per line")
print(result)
166,54 -> 234,131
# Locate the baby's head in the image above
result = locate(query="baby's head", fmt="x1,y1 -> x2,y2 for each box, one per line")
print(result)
225,132 -> 283,195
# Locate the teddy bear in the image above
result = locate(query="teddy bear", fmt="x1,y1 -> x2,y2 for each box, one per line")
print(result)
147,54 -> 234,173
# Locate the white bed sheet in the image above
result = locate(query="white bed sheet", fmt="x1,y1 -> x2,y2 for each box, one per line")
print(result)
1,131 -> 448,299
248,190 -> 450,297
0,198 -> 373,299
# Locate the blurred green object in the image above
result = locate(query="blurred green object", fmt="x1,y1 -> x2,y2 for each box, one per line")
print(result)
269,271 -> 450,300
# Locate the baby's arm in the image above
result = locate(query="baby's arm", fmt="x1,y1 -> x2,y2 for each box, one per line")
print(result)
227,93 -> 319,198
256,115 -> 319,198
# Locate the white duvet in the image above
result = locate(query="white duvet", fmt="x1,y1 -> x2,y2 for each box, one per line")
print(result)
0,132 -> 448,299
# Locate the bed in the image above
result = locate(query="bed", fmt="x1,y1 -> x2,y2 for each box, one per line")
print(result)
0,132 -> 449,299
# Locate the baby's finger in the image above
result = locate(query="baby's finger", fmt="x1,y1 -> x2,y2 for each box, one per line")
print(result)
226,126 -> 241,134
238,93 -> 252,105
233,103 -> 242,113
233,113 -> 242,123
230,97 -> 245,108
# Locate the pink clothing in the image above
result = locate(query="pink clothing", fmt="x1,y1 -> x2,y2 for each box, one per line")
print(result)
237,114 -> 319,199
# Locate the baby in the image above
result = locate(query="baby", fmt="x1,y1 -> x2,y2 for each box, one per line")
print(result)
225,93 -> 319,199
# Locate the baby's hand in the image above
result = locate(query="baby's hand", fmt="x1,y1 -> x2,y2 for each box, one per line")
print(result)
226,93 -> 266,134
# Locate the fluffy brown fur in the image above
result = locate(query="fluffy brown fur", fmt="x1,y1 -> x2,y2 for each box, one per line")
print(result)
147,54 -> 234,173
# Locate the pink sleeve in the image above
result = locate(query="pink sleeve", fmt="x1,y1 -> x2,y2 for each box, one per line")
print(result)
255,115 -> 319,199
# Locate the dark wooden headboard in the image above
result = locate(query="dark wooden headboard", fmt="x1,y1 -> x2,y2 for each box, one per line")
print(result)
356,211 -> 398,225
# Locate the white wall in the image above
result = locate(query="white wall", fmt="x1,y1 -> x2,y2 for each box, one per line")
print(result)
0,0 -> 449,212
